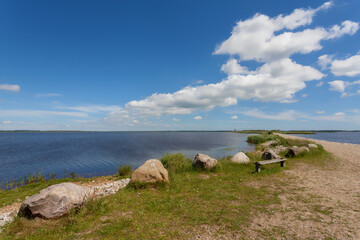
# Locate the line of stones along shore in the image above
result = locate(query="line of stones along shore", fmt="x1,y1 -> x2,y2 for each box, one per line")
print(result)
1,141 -> 318,227
0,151 -> 250,227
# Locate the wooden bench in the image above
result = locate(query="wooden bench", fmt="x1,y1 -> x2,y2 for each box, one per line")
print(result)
254,159 -> 286,173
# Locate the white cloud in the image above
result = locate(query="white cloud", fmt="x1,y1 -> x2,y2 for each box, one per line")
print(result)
330,54 -> 360,77
172,118 -> 180,122
193,80 -> 204,85
214,2 -> 357,62
317,54 -> 333,70
302,94 -> 308,98
221,58 -> 250,75
58,105 -> 122,113
2,121 -> 12,124
194,116 -> 202,120
329,80 -> 360,96
326,20 -> 359,39
108,2 -> 357,121
36,93 -> 62,97
0,110 -> 88,118
316,81 -> 324,87
329,80 -> 347,92
231,115 -> 238,119
0,84 -> 20,92
316,110 -> 325,114
240,109 -> 299,121
335,112 -> 346,116
126,58 -> 324,116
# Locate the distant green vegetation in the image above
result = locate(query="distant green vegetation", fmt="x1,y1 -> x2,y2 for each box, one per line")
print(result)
235,129 -> 315,134
246,132 -> 280,144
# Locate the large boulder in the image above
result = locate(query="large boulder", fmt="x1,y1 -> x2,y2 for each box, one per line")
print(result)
262,149 -> 282,160
130,159 -> 169,183
18,183 -> 89,219
273,145 -> 289,154
193,153 -> 217,170
230,152 -> 250,164
287,146 -> 310,157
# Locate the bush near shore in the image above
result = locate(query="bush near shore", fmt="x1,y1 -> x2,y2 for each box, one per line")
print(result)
0,134 -> 332,239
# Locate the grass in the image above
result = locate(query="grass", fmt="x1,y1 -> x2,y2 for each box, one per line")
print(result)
117,165 -> 133,177
0,135 -> 335,239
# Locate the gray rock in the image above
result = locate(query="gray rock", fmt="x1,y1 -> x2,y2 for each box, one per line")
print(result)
230,152 -> 250,164
287,146 -> 310,157
193,153 -> 217,170
273,145 -> 289,154
131,159 -> 169,183
18,183 -> 89,219
308,144 -> 318,149
262,149 -> 282,160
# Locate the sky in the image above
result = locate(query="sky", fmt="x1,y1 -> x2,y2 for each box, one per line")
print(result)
0,0 -> 360,131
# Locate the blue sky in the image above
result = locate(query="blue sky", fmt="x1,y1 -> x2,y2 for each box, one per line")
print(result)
0,0 -> 360,131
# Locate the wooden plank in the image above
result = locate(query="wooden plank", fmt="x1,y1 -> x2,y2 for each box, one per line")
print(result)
255,159 -> 286,165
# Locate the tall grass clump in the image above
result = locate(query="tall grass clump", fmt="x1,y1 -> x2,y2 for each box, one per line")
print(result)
160,153 -> 193,173
118,165 -> 133,177
247,133 -> 279,144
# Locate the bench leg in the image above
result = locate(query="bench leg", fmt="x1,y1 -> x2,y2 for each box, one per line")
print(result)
255,163 -> 261,173
280,161 -> 285,167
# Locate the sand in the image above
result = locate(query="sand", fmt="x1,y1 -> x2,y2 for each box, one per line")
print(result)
245,133 -> 360,239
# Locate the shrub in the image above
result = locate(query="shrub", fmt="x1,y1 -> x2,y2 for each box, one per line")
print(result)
160,153 -> 192,173
247,134 -> 279,144
118,165 -> 133,176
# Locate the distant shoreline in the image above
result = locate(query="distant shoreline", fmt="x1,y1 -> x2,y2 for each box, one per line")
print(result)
0,130 -> 359,133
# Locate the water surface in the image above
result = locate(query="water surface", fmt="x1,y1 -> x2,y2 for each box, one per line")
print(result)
0,132 -> 254,183
291,132 -> 360,145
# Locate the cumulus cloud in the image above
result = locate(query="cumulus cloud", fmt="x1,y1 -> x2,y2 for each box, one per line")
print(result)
231,115 -> 238,119
326,20 -> 359,39
318,54 -> 334,70
126,58 -> 324,116
113,2 -> 358,120
329,80 -> 360,96
330,54 -> 360,77
2,121 -> 12,124
194,116 -> 202,120
0,84 -> 20,92
329,80 -> 347,92
214,2 -> 357,62
316,110 -> 325,114
221,58 -> 250,75
172,118 -> 180,122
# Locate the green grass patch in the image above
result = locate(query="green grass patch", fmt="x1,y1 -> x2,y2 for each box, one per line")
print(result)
0,137 -> 334,239
117,165 -> 133,177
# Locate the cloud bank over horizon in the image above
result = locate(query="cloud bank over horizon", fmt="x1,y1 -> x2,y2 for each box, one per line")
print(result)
119,1 -> 359,122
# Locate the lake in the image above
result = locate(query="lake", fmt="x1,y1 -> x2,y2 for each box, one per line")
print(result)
291,132 -> 360,144
0,132 -> 254,183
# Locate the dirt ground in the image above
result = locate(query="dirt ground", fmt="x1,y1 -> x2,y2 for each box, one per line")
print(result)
244,134 -> 360,239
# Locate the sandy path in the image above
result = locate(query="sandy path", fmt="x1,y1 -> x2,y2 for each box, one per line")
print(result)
245,134 -> 360,239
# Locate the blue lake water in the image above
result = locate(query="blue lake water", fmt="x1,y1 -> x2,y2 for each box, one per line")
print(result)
0,132 -> 254,183
291,132 -> 360,144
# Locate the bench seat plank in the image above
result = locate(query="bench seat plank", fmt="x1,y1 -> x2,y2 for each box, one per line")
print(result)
256,159 -> 286,165
254,158 -> 287,172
